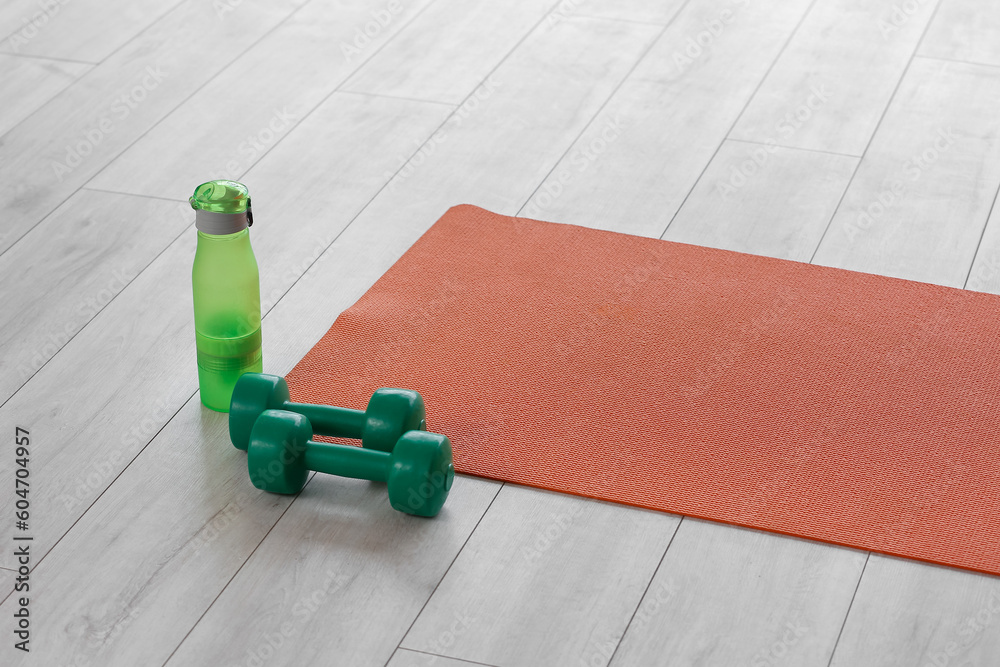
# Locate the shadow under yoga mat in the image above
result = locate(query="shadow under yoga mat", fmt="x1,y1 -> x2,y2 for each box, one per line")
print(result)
286,204 -> 1000,576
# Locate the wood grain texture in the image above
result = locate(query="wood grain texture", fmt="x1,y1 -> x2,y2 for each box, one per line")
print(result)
343,0 -> 555,104
609,520 -> 866,666
350,13 -> 660,227
812,57 -> 1000,287
829,555 -> 1000,667
0,0 -> 308,255
0,92 -> 449,572
165,473 -> 498,667
664,141 -> 858,261
921,0 -> 1000,66
731,0 -> 939,156
0,0 -> 182,62
518,0 -> 813,237
0,190 -> 188,405
0,53 -> 89,137
88,0 -> 436,199
402,486 -> 679,667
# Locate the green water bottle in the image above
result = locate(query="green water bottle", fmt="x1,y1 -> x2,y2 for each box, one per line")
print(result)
190,180 -> 263,412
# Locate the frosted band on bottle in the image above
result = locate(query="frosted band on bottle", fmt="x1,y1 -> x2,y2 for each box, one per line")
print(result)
196,209 -> 249,235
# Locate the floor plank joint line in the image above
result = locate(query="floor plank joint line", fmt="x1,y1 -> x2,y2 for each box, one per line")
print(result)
0,0 -> 190,144
824,554 -> 871,667
725,137 -> 861,159
915,52 -> 1000,71
515,0 -> 693,218
77,187 -> 188,203
157,472 -> 316,667
0,394 -> 192,610
384,483 -> 505,667
0,219 -> 192,412
0,0 -> 314,262
603,516 -> 685,666
806,0 -> 946,264
397,647 -> 501,667
659,0 -> 821,240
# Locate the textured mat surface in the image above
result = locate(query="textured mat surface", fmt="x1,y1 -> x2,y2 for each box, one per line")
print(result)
286,205 -> 1000,576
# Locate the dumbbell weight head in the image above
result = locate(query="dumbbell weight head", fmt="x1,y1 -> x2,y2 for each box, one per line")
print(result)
246,409 -> 312,495
230,372 -> 290,451
363,388 -> 428,452
387,431 -> 455,518
229,373 -> 427,452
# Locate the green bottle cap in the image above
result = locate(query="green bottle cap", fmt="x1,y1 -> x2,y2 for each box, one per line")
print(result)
190,180 -> 253,234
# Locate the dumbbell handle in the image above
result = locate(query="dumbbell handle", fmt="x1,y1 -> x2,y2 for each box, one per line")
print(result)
283,402 -> 366,438
303,439 -> 390,483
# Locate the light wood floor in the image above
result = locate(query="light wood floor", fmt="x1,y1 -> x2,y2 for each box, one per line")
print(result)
2,0 -> 999,665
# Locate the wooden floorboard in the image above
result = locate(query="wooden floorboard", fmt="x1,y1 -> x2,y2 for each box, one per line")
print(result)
0,0 -> 184,63
401,487 -> 678,667
0,54 -> 89,137
730,0 -> 940,156
0,190 -> 189,405
608,520 -> 865,666
388,649 -> 498,667
342,0 -> 556,105
829,555 -> 1000,667
920,0 -> 1000,66
965,189 -> 1000,293
812,56 -> 1000,287
664,141 -> 858,260
573,0 -> 687,24
164,476 -> 500,667
0,0 -> 309,255
1,1 -> 999,665
87,0 -> 438,200
517,0 -> 814,236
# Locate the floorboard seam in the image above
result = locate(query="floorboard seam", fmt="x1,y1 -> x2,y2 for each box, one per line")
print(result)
915,52 -> 1000,71
823,553 -> 871,667
658,0 -> 821,240
385,483 -> 505,667
398,647 -> 501,666
515,0 -> 693,218
0,0 -> 189,145
0,219 -> 192,413
806,0 -> 947,264
725,137 -> 861,159
0,0 -> 311,262
157,476 -> 312,667
602,516 -> 685,666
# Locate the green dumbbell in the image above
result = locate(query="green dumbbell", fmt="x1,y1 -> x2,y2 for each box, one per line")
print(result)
247,409 -> 454,517
229,373 -> 426,452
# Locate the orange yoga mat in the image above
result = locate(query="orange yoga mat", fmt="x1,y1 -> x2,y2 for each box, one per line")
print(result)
287,205 -> 1000,576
